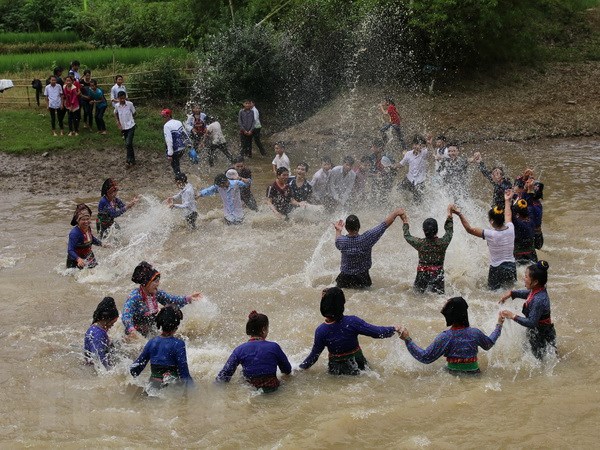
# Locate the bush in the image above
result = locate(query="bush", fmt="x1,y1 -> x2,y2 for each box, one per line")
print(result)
129,56 -> 193,100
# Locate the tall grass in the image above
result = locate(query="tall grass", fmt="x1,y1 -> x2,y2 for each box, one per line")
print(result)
0,47 -> 189,73
0,31 -> 79,44
0,42 -> 96,55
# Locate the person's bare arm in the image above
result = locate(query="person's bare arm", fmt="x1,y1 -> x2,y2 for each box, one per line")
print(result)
504,189 -> 513,224
453,208 -> 483,238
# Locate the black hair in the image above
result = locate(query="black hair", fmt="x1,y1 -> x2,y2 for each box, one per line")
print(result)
297,162 -> 309,172
156,305 -> 183,333
343,155 -> 355,165
441,297 -> 469,327
246,310 -> 269,336
275,141 -> 285,148
436,135 -> 447,142
533,181 -> 544,200
321,156 -> 332,164
412,134 -> 426,145
276,167 -> 289,176
83,69 -> 91,75
423,218 -> 438,238
64,75 -> 73,82
115,75 -> 123,81
513,199 -> 529,217
53,67 -> 63,76
360,154 -> 371,163
90,78 -> 98,86
527,260 -> 549,287
117,90 -> 126,98
320,287 -> 345,321
71,60 -> 80,67
491,166 -> 505,176
385,98 -> 395,106
214,173 -> 229,186
232,156 -> 245,164
447,141 -> 460,149
92,297 -> 119,323
175,172 -> 188,183
488,206 -> 505,228
345,214 -> 360,232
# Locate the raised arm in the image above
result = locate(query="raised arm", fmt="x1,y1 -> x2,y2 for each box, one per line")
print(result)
452,207 -> 483,238
384,208 -> 404,227
504,189 -> 513,224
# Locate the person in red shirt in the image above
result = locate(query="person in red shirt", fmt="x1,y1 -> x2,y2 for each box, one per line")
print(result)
379,98 -> 406,149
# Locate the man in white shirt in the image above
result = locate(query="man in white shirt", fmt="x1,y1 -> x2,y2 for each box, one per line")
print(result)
110,75 -> 127,108
326,156 -> 356,210
250,100 -> 266,156
272,141 -> 291,174
114,91 -> 136,166
44,76 -> 64,136
395,135 -> 430,203
161,108 -> 187,175
310,156 -> 333,204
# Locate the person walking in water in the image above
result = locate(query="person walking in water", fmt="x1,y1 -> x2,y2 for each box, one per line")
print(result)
400,204 -> 457,294
334,207 -> 404,289
300,287 -> 401,375
398,296 -> 504,374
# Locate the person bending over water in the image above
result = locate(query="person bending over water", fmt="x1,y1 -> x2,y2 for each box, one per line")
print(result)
122,261 -> 202,338
84,296 -> 119,369
300,287 -> 401,375
398,296 -> 504,374
500,260 -> 556,359
67,203 -> 105,269
216,311 -> 292,393
453,189 -> 516,290
130,305 -> 194,389
401,205 -> 456,294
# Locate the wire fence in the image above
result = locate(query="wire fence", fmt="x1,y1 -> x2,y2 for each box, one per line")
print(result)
0,68 -> 197,106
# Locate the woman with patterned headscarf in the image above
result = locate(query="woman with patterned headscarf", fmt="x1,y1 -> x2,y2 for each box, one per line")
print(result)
67,203 -> 104,269
97,178 -> 139,237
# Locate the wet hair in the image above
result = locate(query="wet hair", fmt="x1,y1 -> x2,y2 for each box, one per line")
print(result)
441,297 -> 469,327
514,177 -> 525,189
491,166 -> 505,177
205,116 -> 215,125
175,172 -> 188,184
297,162 -> 309,172
274,141 -> 285,148
156,305 -> 183,333
117,90 -> 126,98
214,173 -> 229,186
372,138 -> 385,149
83,69 -> 91,75
343,155 -> 355,165
276,167 -> 289,176
488,206 -> 505,228
423,218 -> 438,238
320,287 -> 345,321
436,135 -> 447,142
92,297 -> 119,323
70,203 -> 92,226
385,98 -> 395,106
321,156 -> 332,164
246,310 -> 269,336
131,261 -> 160,285
101,178 -> 117,197
345,214 -> 360,232
527,260 -> 549,287
412,134 -> 426,145
513,198 -> 529,217
447,141 -> 460,149
232,156 -> 245,164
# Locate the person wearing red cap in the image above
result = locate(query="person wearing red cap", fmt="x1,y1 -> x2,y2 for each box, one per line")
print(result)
161,108 -> 188,176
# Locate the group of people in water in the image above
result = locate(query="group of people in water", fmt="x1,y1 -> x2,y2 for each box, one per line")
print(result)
74,100 -> 554,393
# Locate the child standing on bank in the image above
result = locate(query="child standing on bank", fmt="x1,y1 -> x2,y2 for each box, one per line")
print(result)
166,172 -> 198,229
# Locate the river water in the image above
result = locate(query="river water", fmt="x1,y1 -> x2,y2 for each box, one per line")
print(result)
0,137 -> 599,448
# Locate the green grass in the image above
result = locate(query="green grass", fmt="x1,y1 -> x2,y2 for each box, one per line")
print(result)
0,108 -> 166,154
0,47 -> 189,73
0,42 -> 96,55
0,31 -> 79,44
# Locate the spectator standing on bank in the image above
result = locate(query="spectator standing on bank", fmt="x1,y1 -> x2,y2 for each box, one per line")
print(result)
114,91 -> 136,167
251,100 -> 267,156
238,99 -> 255,158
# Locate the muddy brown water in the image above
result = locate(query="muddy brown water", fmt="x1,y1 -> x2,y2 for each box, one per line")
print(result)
0,137 -> 599,448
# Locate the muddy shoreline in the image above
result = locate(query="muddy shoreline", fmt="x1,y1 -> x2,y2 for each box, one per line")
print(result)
1,61 -> 599,196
